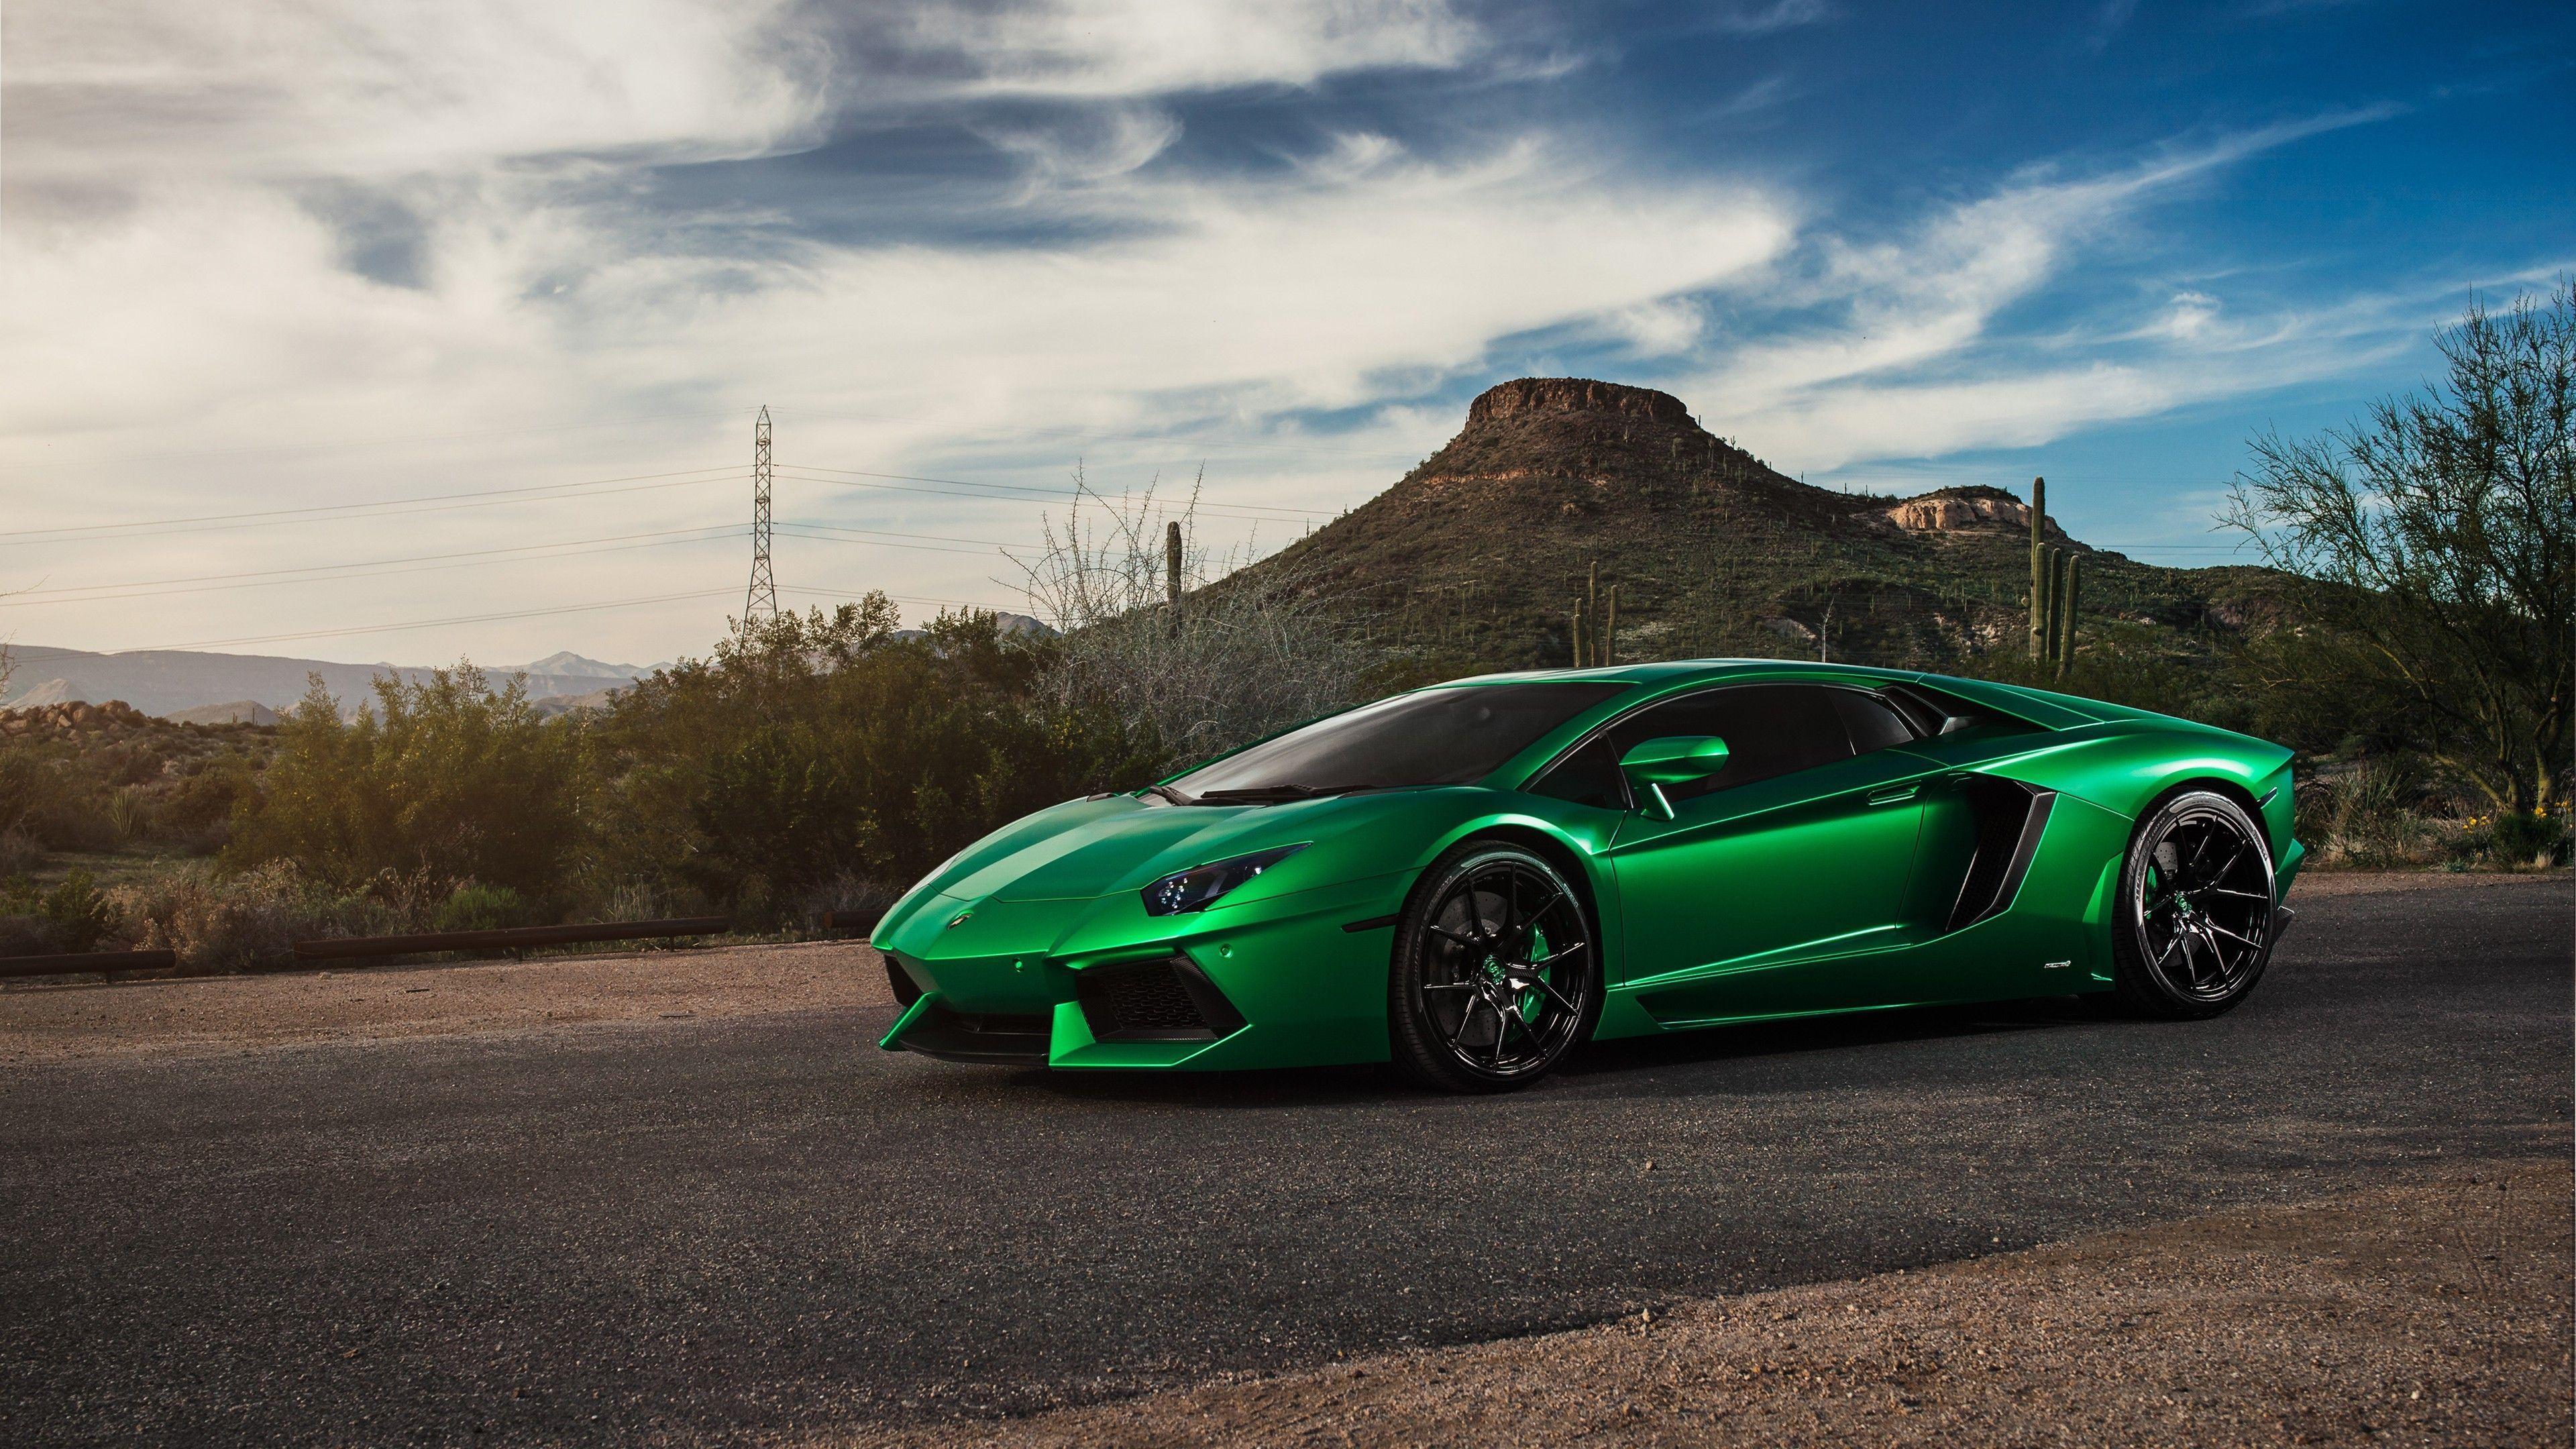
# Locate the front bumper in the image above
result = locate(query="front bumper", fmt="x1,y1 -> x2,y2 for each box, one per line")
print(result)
873,869 -> 1411,1071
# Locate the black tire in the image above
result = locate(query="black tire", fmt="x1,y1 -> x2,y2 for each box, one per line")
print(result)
2109,788 -> 2279,1020
1388,841 -> 1601,1093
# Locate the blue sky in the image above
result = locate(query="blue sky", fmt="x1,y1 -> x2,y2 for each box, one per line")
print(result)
0,0 -> 2567,666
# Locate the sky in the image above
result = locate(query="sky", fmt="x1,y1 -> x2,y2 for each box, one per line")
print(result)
1,0 -> 2568,669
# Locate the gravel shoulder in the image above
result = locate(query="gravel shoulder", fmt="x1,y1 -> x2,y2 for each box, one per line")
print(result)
0,938 -> 895,1065
864,1158 -> 2572,1449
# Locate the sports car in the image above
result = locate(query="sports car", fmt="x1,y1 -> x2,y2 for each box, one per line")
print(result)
873,660 -> 2302,1091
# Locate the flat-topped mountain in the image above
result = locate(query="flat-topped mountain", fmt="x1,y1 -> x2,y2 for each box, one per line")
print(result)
1236,378 -> 2277,676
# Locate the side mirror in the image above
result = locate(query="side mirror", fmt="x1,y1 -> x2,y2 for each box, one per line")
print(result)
1619,735 -> 1729,820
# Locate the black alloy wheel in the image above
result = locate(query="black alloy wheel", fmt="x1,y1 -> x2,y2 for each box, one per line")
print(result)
2111,789 -> 2278,1019
1389,843 -> 1599,1092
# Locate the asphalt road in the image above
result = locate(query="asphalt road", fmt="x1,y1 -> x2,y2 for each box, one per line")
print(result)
3,881 -> 2567,1446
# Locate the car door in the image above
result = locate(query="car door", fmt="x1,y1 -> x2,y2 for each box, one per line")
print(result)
1604,683 -> 1943,1020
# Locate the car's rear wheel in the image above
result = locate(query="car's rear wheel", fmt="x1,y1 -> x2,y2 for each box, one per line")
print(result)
2110,789 -> 2278,1019
1389,842 -> 1599,1092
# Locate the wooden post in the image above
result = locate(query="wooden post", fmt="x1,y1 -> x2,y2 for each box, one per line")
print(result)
2057,555 -> 2082,678
1571,602 -> 1585,668
1605,586 -> 1617,667
2028,477 -> 2047,661
1165,521 -> 1183,616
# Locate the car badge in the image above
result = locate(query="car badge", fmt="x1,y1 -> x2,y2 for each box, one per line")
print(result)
947,910 -> 973,929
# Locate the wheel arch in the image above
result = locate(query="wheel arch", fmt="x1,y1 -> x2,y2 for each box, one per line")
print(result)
1398,818 -> 1618,983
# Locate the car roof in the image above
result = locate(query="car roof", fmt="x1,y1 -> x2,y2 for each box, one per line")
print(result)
1428,658 -> 1925,690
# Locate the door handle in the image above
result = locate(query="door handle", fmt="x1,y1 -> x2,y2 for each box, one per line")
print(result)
1865,783 -> 1920,806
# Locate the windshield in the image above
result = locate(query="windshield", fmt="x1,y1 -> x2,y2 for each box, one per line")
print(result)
1167,682 -> 1628,800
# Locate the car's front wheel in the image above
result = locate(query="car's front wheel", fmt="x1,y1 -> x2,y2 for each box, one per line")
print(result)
1388,842 -> 1599,1092
2110,788 -> 2279,1019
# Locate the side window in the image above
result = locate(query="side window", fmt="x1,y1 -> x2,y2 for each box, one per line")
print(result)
1605,684 -> 1854,804
1527,736 -> 1630,811
1832,689 -> 1917,755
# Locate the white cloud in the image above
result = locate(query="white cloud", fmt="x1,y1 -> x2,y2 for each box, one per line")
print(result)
0,0 -> 1786,659
873,0 -> 1485,98
1701,0 -> 1838,36
1,0 -> 828,191
1678,111 -> 2409,470
2157,290 -> 2222,341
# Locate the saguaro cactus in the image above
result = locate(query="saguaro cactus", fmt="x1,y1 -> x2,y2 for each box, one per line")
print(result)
2056,555 -> 2082,678
2027,476 -> 2049,661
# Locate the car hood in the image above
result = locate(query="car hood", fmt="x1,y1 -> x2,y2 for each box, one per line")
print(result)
916,792 -> 1371,904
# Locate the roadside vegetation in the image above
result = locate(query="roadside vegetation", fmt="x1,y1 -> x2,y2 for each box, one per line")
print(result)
1,289 -> 2566,967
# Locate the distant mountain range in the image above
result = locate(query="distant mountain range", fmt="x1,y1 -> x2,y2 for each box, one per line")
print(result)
0,645 -> 669,720
0,623 -> 1059,722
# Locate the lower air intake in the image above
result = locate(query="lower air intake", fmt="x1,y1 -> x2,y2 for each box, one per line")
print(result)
1076,957 -> 1246,1043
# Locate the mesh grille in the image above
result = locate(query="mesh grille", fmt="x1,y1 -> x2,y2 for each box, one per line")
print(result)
1091,963 -> 1208,1034
1074,957 -> 1242,1041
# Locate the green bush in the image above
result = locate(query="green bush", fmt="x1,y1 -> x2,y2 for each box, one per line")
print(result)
588,600 -> 1155,922
0,868 -> 113,955
432,882 -> 533,932
225,666 -> 583,906
2488,808 -> 2569,867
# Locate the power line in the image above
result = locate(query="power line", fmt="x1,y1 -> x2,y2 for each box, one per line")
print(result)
765,403 -> 1428,461
774,527 -> 1013,557
771,466 -> 1328,525
0,465 -> 742,544
0,528 -> 747,609
780,585 -> 1028,614
0,407 -> 761,472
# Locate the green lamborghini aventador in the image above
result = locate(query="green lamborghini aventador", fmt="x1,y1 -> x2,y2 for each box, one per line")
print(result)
873,660 -> 2302,1091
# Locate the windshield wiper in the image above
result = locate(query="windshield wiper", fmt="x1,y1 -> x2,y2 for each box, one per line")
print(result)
1140,783 -> 1197,806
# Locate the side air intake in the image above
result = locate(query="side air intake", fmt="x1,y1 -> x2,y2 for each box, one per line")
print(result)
1075,956 -> 1246,1043
1947,780 -> 2056,932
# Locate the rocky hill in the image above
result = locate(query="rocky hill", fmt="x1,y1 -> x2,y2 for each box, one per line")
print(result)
1236,378 -> 2281,679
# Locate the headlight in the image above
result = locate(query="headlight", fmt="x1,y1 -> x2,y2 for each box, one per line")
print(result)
1141,845 -> 1309,916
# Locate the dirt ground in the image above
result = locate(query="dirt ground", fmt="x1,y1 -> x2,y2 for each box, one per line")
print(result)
0,936 -> 896,1065
847,1159 -> 2572,1449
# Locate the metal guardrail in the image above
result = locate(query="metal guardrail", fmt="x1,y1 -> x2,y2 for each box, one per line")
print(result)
0,949 -> 179,981
288,916 -> 735,961
0,909 -> 889,980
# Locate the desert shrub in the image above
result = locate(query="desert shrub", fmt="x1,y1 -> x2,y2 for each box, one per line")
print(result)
2223,281 -> 2573,816
2487,807 -> 2570,867
0,869 -> 113,955
0,749 -> 112,851
109,861 -> 427,971
0,914 -> 55,957
432,882 -> 533,933
589,597 -> 1152,922
2316,759 -> 2439,867
0,828 -> 38,877
1019,478 -> 1365,765
1961,623 -> 2246,729
158,760 -> 249,848
225,666 -> 583,906
107,786 -> 151,843
804,868 -> 904,931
